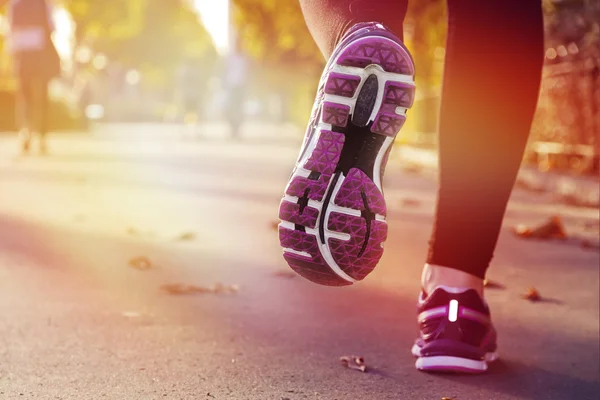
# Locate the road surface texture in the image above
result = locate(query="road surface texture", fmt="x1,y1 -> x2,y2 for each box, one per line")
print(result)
0,123 -> 598,400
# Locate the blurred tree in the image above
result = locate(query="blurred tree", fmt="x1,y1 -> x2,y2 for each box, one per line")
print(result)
537,0 -> 599,148
232,0 -> 322,72
123,0 -> 216,86
543,0 -> 599,55
62,0 -> 144,48
404,0 -> 446,141
231,0 -> 323,125
62,0 -> 216,89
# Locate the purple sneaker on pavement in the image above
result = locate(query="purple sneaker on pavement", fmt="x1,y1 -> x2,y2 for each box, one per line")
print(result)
412,286 -> 499,373
278,23 -> 415,286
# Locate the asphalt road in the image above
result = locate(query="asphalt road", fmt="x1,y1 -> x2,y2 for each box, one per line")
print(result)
0,123 -> 598,400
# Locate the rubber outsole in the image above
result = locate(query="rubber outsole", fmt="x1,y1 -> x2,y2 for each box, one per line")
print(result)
411,343 -> 499,374
279,33 -> 415,286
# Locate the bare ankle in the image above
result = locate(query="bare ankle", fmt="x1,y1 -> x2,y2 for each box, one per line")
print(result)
421,264 -> 484,297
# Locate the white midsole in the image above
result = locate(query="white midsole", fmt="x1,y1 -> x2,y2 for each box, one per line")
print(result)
411,343 -> 499,367
416,356 -> 488,372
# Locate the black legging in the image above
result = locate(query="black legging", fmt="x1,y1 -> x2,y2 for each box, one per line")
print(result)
299,0 -> 544,279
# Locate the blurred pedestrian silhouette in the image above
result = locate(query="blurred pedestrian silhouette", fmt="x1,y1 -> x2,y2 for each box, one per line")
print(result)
7,0 -> 60,154
223,51 -> 248,138
176,57 -> 204,131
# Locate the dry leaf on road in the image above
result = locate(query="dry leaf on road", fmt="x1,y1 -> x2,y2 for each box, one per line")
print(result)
522,287 -> 542,302
176,232 -> 197,241
339,355 -> 366,372
483,279 -> 505,290
272,270 -> 297,279
129,256 -> 153,270
211,282 -> 240,294
581,221 -> 599,232
402,163 -> 422,174
581,239 -> 600,250
122,311 -> 141,318
513,216 -> 567,240
400,197 -> 421,207
160,283 -> 240,295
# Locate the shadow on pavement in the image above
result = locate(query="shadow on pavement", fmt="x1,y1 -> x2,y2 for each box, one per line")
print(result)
439,358 -> 600,400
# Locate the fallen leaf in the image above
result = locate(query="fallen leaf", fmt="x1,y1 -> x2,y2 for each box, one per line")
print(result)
339,355 -> 366,372
228,284 -> 240,293
273,270 -> 297,279
161,283 -> 202,295
129,256 -> 153,270
160,284 -> 183,294
400,197 -> 421,207
581,239 -> 600,250
212,282 -> 225,293
582,221 -> 600,232
160,283 -> 240,295
402,163 -> 423,174
176,232 -> 197,241
483,279 -> 505,290
122,311 -> 141,318
522,287 -> 542,302
211,282 -> 240,294
512,216 -> 567,240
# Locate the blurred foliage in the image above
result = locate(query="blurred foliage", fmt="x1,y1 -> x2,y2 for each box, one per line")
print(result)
61,0 -> 216,87
543,0 -> 599,55
403,0 -> 446,138
405,0 -> 446,93
61,0 -> 143,43
232,0 -> 322,72
1,1 -> 216,89
532,0 -> 599,148
231,0 -> 323,126
229,0 -> 597,148
230,0 -> 448,133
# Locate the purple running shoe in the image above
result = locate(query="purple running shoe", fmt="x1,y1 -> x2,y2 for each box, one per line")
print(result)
278,23 -> 415,286
412,286 -> 499,373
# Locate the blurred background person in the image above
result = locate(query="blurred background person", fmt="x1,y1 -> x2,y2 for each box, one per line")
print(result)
222,50 -> 248,138
176,56 -> 206,136
6,0 -> 60,154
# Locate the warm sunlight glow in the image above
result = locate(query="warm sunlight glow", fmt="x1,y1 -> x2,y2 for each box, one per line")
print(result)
193,0 -> 230,55
52,6 -> 74,60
